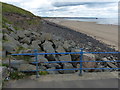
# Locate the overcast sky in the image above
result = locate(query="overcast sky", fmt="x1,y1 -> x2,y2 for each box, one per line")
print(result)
1,0 -> 119,18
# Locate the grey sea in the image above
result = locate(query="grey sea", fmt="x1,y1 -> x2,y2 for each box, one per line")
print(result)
66,18 -> 118,25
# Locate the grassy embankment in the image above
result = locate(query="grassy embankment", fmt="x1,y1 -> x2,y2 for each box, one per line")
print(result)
2,2 -> 42,31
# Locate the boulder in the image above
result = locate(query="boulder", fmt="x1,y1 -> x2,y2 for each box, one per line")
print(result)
59,55 -> 71,62
71,48 -> 80,59
31,55 -> 48,66
3,42 -> 17,53
52,40 -> 63,48
42,40 -> 56,61
20,49 -> 32,53
47,67 -> 59,74
39,66 -> 46,70
42,41 -> 55,53
18,64 -> 36,71
24,30 -> 32,37
5,23 -> 16,32
46,55 -> 56,61
30,40 -> 41,49
63,41 -> 72,51
17,30 -> 26,38
30,44 -> 40,50
56,45 -> 66,53
63,63 -> 75,74
31,31 -> 41,37
41,33 -> 52,41
32,40 -> 41,45
67,40 -> 76,47
20,37 -> 31,44
37,55 -> 48,62
52,35 -> 64,42
9,32 -> 19,40
70,48 -> 80,67
3,28 -> 10,34
30,34 -> 37,41
2,50 -> 6,58
4,34 -> 16,42
82,53 -> 97,72
46,63 -> 61,69
2,60 -> 28,69
22,44 -> 29,49
4,34 -> 21,46
2,66 -> 9,80
102,58 -> 118,68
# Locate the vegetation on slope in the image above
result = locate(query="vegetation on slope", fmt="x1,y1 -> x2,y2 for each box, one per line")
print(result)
2,2 -> 42,31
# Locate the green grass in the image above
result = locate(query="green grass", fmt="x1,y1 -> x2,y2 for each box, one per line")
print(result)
0,63 -> 9,67
2,2 -> 34,17
39,71 -> 48,75
1,2 -> 42,31
10,71 -> 26,80
13,55 -> 31,62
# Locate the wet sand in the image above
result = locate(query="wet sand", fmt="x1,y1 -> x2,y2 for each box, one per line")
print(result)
46,19 -> 118,50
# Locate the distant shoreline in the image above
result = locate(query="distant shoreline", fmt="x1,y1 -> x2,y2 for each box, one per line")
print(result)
44,18 -> 118,51
42,17 -> 118,26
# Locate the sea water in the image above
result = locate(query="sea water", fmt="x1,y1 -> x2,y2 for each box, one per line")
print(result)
66,18 -> 118,25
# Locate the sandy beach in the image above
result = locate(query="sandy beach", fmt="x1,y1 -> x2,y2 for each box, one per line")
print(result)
46,19 -> 118,50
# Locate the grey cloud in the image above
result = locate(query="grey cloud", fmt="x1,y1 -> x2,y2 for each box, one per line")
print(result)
53,2 -> 113,7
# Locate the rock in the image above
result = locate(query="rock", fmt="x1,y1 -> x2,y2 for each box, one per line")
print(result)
46,63 -> 61,68
18,64 -> 36,71
63,41 -> 71,51
82,53 -> 96,72
47,67 -> 59,74
30,40 -> 41,49
71,48 -> 80,59
70,48 -> 80,67
46,55 -> 56,61
31,55 -> 48,66
37,55 -> 48,62
20,49 -> 32,53
94,64 -> 104,72
3,42 -> 17,53
22,44 -> 29,49
9,32 -> 19,40
30,34 -> 37,41
42,41 -> 55,53
30,44 -> 40,50
41,33 -> 52,41
53,40 -> 63,48
3,28 -> 10,34
24,30 -> 32,37
20,37 -> 31,44
2,66 -> 9,80
56,46 -> 66,53
2,50 -> 6,58
5,23 -> 16,32
39,66 -> 46,70
63,63 -> 75,74
67,40 -> 76,47
103,66 -> 112,72
32,40 -> 41,45
52,35 -> 64,42
17,30 -> 26,38
59,55 -> 71,62
2,60 -> 28,69
102,58 -> 118,68
32,31 -> 40,37
4,34 -> 20,46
